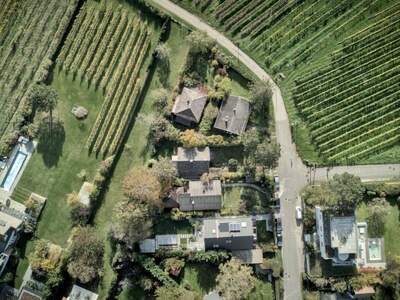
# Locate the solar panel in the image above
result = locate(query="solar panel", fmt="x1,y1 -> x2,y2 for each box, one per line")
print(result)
229,223 -> 240,232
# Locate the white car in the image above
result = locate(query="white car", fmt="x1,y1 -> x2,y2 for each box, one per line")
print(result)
296,206 -> 302,220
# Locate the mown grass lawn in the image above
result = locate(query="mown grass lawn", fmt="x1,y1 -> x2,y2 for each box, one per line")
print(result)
221,186 -> 268,215
12,69 -> 104,287
181,263 -> 218,296
357,202 -> 400,257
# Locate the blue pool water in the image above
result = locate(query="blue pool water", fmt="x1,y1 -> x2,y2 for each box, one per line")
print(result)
0,151 -> 27,192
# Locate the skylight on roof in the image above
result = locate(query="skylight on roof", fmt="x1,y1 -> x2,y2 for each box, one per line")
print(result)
229,223 -> 240,232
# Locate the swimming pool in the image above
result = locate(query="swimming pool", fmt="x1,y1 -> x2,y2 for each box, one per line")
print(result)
0,151 -> 27,192
368,240 -> 382,261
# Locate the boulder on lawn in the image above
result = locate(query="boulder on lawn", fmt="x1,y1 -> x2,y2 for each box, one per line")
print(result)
71,105 -> 88,119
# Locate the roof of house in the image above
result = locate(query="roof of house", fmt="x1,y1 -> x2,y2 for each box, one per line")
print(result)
172,147 -> 210,162
203,216 -> 253,239
156,235 -> 178,246
172,87 -> 207,123
0,211 -> 23,235
330,216 -> 357,255
68,285 -> 98,300
214,95 -> 250,135
18,288 -> 42,300
139,239 -> 156,253
203,291 -> 220,300
186,180 -> 222,197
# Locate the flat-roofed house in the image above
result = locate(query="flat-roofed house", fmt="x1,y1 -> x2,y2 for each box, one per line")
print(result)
315,206 -> 357,266
0,211 -> 23,275
214,95 -> 250,135
177,179 -> 222,211
172,87 -> 208,127
172,147 -> 210,179
202,216 -> 255,251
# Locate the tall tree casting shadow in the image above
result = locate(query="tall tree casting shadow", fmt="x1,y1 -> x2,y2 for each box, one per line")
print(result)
37,118 -> 65,167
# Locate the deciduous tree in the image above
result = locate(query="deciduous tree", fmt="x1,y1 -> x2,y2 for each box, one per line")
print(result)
67,226 -> 104,284
186,31 -> 214,55
111,200 -> 153,247
152,157 -> 177,194
216,258 -> 256,300
249,80 -> 272,116
123,167 -> 162,208
28,84 -> 58,134
239,127 -> 260,155
366,198 -> 389,237
255,140 -> 280,169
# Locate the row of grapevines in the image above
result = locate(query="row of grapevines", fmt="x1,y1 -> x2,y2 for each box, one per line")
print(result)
57,7 -> 88,66
100,36 -> 150,155
99,18 -> 136,90
63,7 -> 97,72
321,114 -> 400,155
318,106 -> 400,152
92,12 -> 129,86
69,11 -> 102,74
79,8 -> 113,80
85,12 -> 121,82
300,61 -> 400,112
92,25 -> 143,153
311,91 -> 400,140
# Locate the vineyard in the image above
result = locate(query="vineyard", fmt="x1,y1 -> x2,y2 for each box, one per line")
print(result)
292,4 -> 400,163
172,0 -> 400,163
0,0 -> 78,142
172,0 -> 390,71
58,3 -> 152,156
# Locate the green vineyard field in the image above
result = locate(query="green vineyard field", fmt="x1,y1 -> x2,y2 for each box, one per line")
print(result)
0,0 -> 79,142
58,3 -> 152,156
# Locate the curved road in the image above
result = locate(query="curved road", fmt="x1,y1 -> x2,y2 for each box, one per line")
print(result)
149,1 -> 400,299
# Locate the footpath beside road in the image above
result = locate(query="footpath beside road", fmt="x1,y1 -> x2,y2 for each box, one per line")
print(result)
147,1 -> 400,299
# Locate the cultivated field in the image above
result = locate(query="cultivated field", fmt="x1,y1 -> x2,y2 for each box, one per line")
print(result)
58,3 -> 152,156
172,0 -> 400,164
0,0 -> 78,141
293,5 -> 400,163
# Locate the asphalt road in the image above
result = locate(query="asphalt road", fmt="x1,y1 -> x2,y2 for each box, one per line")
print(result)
314,164 -> 400,183
148,1 -> 400,299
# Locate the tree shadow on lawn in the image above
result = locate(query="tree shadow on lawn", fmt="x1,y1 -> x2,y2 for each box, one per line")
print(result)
182,263 -> 218,295
36,119 -> 65,168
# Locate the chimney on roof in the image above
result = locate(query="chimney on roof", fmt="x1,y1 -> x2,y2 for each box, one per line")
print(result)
187,99 -> 190,106
224,116 -> 229,128
233,108 -> 236,116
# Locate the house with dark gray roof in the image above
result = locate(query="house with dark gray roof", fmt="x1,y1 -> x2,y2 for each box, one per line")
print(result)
177,179 -> 222,211
172,147 -> 210,179
202,216 -> 256,251
214,95 -> 250,135
172,87 -> 208,127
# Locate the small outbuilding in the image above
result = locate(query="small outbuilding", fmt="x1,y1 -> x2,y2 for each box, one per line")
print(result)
172,87 -> 208,127
67,285 -> 98,300
78,182 -> 94,207
214,95 -> 250,135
